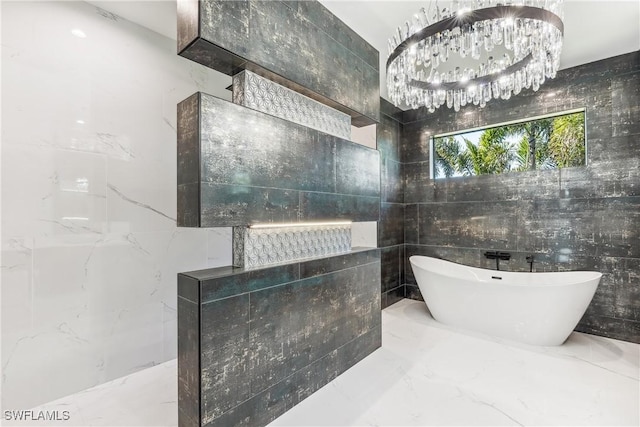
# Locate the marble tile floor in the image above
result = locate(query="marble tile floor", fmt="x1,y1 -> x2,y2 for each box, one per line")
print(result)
15,299 -> 639,427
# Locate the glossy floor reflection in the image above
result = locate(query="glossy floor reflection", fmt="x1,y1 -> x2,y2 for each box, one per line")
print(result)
270,299 -> 639,426
20,299 -> 639,427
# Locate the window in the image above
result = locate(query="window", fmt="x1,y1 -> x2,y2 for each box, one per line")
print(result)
432,109 -> 586,179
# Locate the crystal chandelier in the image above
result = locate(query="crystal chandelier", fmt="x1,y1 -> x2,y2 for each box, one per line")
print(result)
386,0 -> 565,112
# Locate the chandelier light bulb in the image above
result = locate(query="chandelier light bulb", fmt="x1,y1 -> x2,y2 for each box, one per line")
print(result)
386,0 -> 565,112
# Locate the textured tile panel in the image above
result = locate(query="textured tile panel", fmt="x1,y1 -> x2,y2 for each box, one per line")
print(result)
232,224 -> 351,268
232,70 -> 351,140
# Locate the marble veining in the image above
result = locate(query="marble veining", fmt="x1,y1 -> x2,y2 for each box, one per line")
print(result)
22,300 -> 639,427
232,70 -> 352,140
0,0 -> 233,410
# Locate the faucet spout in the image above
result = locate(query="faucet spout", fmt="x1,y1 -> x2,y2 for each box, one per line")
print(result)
484,251 -> 511,271
526,255 -> 534,272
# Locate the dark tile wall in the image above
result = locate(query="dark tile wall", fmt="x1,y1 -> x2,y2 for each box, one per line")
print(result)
177,249 -> 381,427
399,51 -> 640,343
177,0 -> 379,126
177,92 -> 380,227
377,99 -> 405,308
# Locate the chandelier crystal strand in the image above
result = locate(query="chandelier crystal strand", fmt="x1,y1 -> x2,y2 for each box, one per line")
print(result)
386,0 -> 564,112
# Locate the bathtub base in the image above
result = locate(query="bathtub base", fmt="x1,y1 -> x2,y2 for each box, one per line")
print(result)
410,256 -> 601,346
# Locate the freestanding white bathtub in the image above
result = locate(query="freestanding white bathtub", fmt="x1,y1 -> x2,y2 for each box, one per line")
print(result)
409,255 -> 602,346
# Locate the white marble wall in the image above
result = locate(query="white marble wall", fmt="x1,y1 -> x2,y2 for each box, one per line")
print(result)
0,1 -> 233,410
0,0 -> 379,410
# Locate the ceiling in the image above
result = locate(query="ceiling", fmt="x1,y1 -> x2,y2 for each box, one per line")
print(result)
86,0 -> 640,100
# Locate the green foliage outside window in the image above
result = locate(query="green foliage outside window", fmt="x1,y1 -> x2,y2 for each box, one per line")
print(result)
433,111 -> 586,179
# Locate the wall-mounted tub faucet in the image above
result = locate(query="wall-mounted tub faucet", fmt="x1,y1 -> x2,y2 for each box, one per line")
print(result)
526,255 -> 534,272
484,251 -> 511,271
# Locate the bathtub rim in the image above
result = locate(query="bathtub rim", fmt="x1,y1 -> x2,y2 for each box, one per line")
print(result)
409,255 -> 602,287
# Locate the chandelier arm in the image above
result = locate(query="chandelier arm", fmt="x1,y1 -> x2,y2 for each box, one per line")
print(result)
409,53 -> 534,91
386,5 -> 564,71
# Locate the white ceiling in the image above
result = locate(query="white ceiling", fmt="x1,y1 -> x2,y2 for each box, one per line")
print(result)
86,0 -> 640,100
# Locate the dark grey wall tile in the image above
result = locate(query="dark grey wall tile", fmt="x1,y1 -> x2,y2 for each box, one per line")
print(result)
207,337 -> 388,427
178,297 -> 199,427
177,183 -> 200,228
197,0 -> 250,56
588,135 -> 640,164
575,315 -> 640,344
560,161 -> 640,199
200,264 -> 299,303
612,72 -> 640,137
177,93 -> 201,228
377,114 -> 400,162
179,92 -> 382,226
381,245 -> 401,294
597,257 -> 640,323
379,203 -> 404,247
177,93 -> 200,187
200,183 -> 300,227
405,284 -> 424,302
555,51 -> 640,84
380,98 -> 404,121
178,274 -> 199,303
517,197 -> 640,257
300,249 -> 379,279
176,0 -> 200,56
404,204 -> 419,245
200,294 -> 251,424
381,158 -> 403,203
419,201 -> 518,249
442,169 -> 560,203
248,275 -> 336,395
378,106 -> 404,207
404,162 -> 435,203
199,94 -> 335,193
336,142 -> 380,197
401,121 -> 432,163
403,244 -> 485,285
180,251 -> 381,426
335,327 -> 382,374
178,0 -> 380,125
247,0 -> 380,122
382,285 -> 405,309
248,263 -> 380,395
294,1 -> 378,69
300,192 -> 380,222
